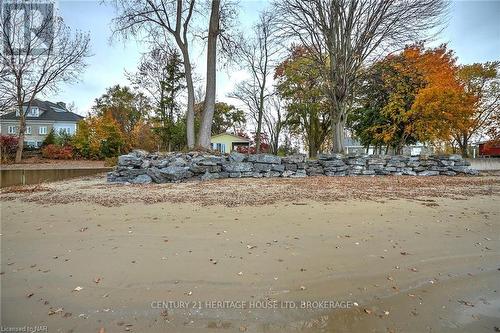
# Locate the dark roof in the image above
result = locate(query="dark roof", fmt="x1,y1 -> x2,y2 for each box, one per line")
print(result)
0,99 -> 84,122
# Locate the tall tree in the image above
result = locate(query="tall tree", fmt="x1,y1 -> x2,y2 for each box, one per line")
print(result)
349,49 -> 426,154
350,44 -> 476,154
275,47 -> 331,158
273,0 -> 448,153
126,47 -> 186,150
262,94 -> 286,155
209,102 -> 246,135
229,10 -> 280,153
198,0 -> 221,149
453,62 -> 500,157
112,0 -> 197,148
92,85 -> 151,148
0,1 -> 90,162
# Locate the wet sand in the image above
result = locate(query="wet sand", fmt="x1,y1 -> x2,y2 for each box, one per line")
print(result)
1,176 -> 499,332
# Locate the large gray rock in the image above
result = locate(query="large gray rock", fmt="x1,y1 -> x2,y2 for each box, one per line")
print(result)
291,169 -> 307,178
451,166 -> 478,175
367,158 -> 385,165
147,167 -> 165,183
263,171 -> 281,178
318,153 -> 344,160
189,164 -> 221,174
346,158 -> 367,166
282,154 -> 306,164
418,170 -> 440,176
281,170 -> 295,178
159,166 -> 193,181
229,151 -> 246,163
223,162 -> 253,173
319,159 -> 345,168
201,171 -> 220,181
131,149 -> 149,158
253,163 -> 272,172
131,174 -> 152,184
118,154 -> 143,167
271,164 -> 285,172
247,154 -> 281,164
170,157 -> 188,167
118,168 -> 146,177
386,161 -> 406,168
199,156 -> 225,166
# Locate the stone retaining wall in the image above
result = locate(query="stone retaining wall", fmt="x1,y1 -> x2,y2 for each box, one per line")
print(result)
107,150 -> 478,184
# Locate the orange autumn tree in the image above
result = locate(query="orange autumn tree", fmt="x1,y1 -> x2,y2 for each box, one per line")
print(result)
409,44 -> 476,146
351,44 -> 477,154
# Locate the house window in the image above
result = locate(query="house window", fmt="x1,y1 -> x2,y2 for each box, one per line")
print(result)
8,126 -> 16,134
26,126 -> 32,134
28,107 -> 39,117
39,126 -> 48,135
214,143 -> 226,153
58,127 -> 72,135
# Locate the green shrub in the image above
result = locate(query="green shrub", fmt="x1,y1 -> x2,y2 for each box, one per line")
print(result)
42,129 -> 56,146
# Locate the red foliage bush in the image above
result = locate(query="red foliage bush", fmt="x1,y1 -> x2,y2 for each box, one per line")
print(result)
236,143 -> 269,154
41,144 -> 74,159
0,135 -> 19,161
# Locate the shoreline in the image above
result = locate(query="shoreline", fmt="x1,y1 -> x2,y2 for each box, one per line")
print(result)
1,185 -> 499,332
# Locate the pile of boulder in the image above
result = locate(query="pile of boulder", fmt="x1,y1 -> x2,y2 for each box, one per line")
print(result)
310,154 -> 477,177
107,150 -> 478,184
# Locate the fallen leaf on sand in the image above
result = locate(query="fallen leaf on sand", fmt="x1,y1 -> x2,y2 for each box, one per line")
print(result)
73,286 -> 83,292
299,285 -> 306,290
48,308 -> 63,315
364,309 -> 372,314
94,277 -> 101,284
458,300 -> 474,307
79,227 -> 88,232
27,292 -> 34,298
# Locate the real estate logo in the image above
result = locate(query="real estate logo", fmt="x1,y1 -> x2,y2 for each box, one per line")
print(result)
1,0 -> 54,57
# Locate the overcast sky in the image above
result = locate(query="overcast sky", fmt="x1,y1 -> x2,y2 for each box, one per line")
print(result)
52,0 -> 500,115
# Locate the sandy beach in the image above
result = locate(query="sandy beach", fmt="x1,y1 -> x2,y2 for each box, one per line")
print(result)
1,175 -> 499,332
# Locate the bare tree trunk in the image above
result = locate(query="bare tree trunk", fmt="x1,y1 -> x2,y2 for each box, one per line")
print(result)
255,103 -> 264,153
332,110 -> 346,154
15,111 -> 25,163
198,0 -> 220,149
177,43 -> 196,149
460,135 -> 469,158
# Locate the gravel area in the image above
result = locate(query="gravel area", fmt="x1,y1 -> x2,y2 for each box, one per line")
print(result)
1,174 -> 499,207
